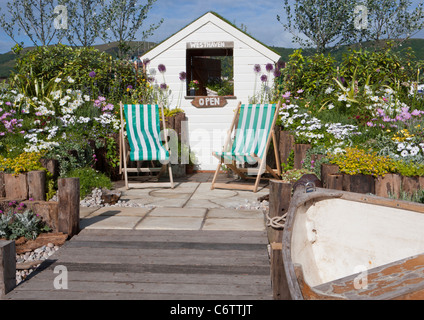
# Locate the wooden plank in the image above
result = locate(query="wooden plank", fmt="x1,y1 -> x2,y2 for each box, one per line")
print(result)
49,252 -> 269,267
37,261 -> 271,276
12,279 -> 271,296
0,240 -> 15,297
15,270 -> 271,286
71,231 -> 269,244
8,290 -> 269,300
52,247 -> 268,260
62,240 -> 267,251
5,229 -> 272,300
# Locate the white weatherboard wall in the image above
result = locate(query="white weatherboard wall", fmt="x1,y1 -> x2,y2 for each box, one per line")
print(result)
141,12 -> 281,170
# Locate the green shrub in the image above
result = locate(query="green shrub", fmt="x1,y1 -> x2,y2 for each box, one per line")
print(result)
0,207 -> 51,240
64,166 -> 113,199
11,44 -> 137,100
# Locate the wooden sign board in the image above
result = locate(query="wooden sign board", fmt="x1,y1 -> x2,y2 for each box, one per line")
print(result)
191,96 -> 228,108
187,41 -> 234,49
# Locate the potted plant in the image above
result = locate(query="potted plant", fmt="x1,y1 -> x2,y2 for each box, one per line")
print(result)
188,80 -> 199,96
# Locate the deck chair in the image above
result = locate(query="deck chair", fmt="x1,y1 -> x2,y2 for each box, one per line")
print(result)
119,102 -> 174,189
211,102 -> 281,193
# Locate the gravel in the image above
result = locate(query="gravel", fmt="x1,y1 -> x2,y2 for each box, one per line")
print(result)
15,243 -> 60,285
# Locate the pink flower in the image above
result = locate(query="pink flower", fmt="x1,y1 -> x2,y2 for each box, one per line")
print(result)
411,109 -> 421,116
282,91 -> 291,99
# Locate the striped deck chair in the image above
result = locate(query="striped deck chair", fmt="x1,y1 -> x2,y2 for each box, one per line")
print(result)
211,102 -> 281,193
119,102 -> 174,189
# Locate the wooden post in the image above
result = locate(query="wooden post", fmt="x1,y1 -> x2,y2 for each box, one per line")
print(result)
279,131 -> 295,165
419,176 -> 424,190
327,174 -> 344,191
0,172 -> 5,198
343,174 -> 375,194
58,178 -> 80,238
321,164 -> 340,188
40,158 -> 59,180
401,176 -> 420,196
0,240 -> 16,298
268,180 -> 292,300
293,144 -> 311,169
4,173 -> 28,200
27,170 -> 46,201
375,174 -> 401,198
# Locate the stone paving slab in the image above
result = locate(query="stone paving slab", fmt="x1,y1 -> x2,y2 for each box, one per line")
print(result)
207,208 -> 264,219
202,218 -> 266,231
80,216 -> 144,230
79,179 -> 269,231
149,207 -> 207,217
135,216 -> 204,230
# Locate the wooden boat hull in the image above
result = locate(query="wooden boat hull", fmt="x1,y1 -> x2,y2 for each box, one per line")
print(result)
282,187 -> 424,300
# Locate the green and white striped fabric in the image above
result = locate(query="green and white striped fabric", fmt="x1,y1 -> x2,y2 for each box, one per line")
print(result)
124,104 -> 170,161
214,104 -> 276,163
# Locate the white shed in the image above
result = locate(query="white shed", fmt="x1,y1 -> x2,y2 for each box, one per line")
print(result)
140,11 -> 281,170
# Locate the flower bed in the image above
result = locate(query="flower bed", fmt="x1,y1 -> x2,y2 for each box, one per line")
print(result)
269,44 -> 424,203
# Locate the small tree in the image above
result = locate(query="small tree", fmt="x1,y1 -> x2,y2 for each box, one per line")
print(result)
355,0 -> 424,45
58,0 -> 104,47
0,0 -> 64,47
278,0 -> 357,53
100,0 -> 163,59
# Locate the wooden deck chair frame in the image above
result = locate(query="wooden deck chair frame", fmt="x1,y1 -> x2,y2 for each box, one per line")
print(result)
211,101 -> 281,193
119,102 -> 174,190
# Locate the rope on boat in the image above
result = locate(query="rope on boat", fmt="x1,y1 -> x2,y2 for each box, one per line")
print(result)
265,212 -> 287,229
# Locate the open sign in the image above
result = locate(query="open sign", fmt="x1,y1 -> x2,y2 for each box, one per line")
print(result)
191,96 -> 228,108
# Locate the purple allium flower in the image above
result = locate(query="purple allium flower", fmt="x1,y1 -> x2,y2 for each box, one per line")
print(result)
273,69 -> 282,77
254,64 -> 261,73
160,83 -> 168,90
260,74 -> 268,82
179,71 -> 187,81
158,64 -> 166,73
89,71 -> 96,78
265,63 -> 274,72
143,58 -> 150,66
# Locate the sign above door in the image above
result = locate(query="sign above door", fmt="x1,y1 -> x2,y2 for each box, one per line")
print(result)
187,41 -> 234,49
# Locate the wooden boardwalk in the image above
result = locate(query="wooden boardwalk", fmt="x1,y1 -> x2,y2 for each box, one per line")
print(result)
5,229 -> 272,300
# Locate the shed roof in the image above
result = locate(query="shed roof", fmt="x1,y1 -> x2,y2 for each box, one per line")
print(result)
141,11 -> 281,61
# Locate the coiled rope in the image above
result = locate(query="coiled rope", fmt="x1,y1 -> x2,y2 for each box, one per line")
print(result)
265,211 -> 287,229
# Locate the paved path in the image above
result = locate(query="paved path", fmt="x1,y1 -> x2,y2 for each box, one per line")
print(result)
80,180 -> 269,232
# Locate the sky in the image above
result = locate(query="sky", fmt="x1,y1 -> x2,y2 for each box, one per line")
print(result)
0,0 -> 424,54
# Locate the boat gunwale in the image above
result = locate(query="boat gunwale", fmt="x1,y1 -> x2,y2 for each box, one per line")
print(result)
281,186 -> 424,300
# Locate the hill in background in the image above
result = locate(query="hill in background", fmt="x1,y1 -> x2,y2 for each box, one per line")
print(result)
1,39 -> 424,78
0,41 -> 156,78
270,38 -> 424,63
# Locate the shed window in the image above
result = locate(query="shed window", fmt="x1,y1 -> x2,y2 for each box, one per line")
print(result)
186,44 -> 234,97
